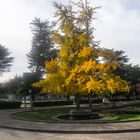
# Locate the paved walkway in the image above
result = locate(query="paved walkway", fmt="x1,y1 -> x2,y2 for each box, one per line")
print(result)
0,102 -> 140,134
0,128 -> 140,140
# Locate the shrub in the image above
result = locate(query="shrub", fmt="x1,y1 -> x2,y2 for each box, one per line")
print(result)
33,100 -> 73,107
0,101 -> 22,109
80,99 -> 102,104
111,98 -> 140,102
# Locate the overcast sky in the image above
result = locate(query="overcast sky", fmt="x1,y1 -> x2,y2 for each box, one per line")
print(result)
0,0 -> 140,82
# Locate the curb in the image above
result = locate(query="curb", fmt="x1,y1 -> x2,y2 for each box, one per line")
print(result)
0,125 -> 140,134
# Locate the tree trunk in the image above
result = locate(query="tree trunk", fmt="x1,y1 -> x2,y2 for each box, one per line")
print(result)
66,94 -> 70,101
75,93 -> 80,110
89,92 -> 93,110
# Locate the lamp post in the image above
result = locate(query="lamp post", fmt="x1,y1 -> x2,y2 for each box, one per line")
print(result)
133,91 -> 136,109
133,84 -> 137,110
29,89 -> 33,109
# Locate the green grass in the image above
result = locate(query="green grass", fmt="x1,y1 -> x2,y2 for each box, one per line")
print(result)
102,114 -> 140,121
14,107 -> 74,120
13,107 -> 140,122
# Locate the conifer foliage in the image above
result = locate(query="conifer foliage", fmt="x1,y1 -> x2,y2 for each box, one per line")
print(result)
0,44 -> 14,75
27,18 -> 57,75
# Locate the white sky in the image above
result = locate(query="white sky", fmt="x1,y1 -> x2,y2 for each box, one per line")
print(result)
0,0 -> 140,82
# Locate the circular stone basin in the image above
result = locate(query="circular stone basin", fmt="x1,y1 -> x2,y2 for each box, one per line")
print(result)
70,109 -> 92,119
57,109 -> 101,120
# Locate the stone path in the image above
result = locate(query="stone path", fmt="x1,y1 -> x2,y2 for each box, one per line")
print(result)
0,102 -> 140,134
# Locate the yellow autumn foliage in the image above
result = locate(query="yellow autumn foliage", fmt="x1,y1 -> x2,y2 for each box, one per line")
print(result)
78,34 -> 87,43
78,47 -> 94,58
33,1 -> 130,97
45,59 -> 59,73
63,21 -> 74,34
85,79 -> 105,94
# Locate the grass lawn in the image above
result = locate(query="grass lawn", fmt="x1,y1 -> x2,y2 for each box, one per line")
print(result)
14,107 -> 74,120
13,107 -> 140,122
102,114 -> 140,121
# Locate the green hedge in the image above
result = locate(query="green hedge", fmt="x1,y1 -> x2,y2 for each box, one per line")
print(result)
80,99 -> 102,104
110,98 -> 140,102
0,101 -> 22,109
33,100 -> 74,107
80,98 -> 140,104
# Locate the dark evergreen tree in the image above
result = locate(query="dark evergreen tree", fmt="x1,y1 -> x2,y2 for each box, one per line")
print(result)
123,64 -> 140,84
0,44 -> 14,75
100,49 -> 129,64
27,18 -> 57,76
99,48 -> 129,80
5,76 -> 22,95
17,72 -> 41,108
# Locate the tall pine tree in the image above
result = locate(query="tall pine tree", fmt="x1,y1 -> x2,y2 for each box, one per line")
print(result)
0,44 -> 14,75
27,18 -> 57,77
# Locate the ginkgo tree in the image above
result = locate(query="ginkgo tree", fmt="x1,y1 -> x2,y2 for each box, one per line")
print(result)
33,0 -> 130,110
